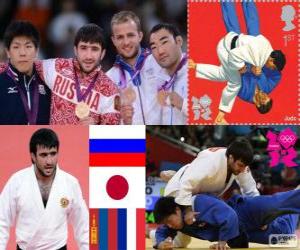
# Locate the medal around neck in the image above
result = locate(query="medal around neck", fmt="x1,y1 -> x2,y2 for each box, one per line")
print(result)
157,90 -> 169,106
75,102 -> 90,119
121,87 -> 136,105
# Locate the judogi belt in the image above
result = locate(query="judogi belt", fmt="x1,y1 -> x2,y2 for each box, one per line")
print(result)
231,35 -> 239,50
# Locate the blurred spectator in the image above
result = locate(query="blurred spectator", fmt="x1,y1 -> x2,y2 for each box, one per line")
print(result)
0,42 -> 7,62
48,0 -> 88,57
146,149 -> 158,177
14,0 -> 51,47
139,1 -> 162,33
281,167 -> 299,187
0,0 -> 18,39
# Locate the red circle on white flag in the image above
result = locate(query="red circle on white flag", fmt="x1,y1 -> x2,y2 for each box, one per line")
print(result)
106,175 -> 129,200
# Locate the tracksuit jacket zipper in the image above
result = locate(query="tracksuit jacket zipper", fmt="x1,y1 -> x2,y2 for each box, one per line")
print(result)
23,75 -> 34,124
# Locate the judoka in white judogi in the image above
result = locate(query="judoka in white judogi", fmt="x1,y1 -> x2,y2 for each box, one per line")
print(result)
0,165 -> 88,250
164,148 -> 259,206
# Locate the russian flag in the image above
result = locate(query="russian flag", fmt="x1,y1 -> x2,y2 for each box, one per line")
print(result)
89,126 -> 145,250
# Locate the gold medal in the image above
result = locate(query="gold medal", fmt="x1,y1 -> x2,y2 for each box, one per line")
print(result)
121,87 -> 136,105
75,102 -> 90,119
157,90 -> 168,106
60,197 -> 69,208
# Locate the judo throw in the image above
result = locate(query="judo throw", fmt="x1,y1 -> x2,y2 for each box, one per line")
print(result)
266,128 -> 298,167
192,95 -> 212,121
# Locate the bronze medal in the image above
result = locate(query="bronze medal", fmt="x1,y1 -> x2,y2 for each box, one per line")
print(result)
121,87 -> 136,105
157,90 -> 168,106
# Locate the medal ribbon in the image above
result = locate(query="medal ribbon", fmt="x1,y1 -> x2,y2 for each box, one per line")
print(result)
73,63 -> 99,102
7,66 -> 40,124
114,48 -> 151,89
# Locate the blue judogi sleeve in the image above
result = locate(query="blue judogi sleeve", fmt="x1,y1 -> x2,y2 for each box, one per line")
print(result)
193,194 -> 240,241
154,225 -> 177,248
256,67 -> 281,94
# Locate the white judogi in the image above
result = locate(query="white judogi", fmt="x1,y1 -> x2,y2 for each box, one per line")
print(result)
155,57 -> 187,125
106,54 -> 162,125
164,148 -> 259,206
0,166 -> 88,250
150,148 -> 259,248
226,32 -> 273,70
195,31 -> 273,113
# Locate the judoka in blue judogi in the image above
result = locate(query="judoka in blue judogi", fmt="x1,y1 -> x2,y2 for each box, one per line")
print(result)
153,189 -> 299,249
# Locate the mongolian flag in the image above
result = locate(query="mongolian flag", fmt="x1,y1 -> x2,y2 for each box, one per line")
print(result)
89,126 -> 145,250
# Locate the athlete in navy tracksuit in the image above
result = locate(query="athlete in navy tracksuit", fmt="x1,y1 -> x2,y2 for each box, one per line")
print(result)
0,20 -> 51,125
154,189 -> 300,249
0,63 -> 51,124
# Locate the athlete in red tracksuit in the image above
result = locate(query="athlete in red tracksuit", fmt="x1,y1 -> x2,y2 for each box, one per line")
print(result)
36,58 -> 120,125
36,24 -> 120,125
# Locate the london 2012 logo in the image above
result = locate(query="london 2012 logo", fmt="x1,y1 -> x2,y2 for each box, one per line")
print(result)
266,128 -> 298,168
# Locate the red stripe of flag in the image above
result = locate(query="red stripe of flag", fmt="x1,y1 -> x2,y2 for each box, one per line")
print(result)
89,153 -> 145,166
136,208 -> 145,250
108,209 -> 118,250
89,209 -> 99,250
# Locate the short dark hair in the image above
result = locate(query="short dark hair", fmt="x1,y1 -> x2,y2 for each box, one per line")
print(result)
150,23 -> 181,40
256,98 -> 273,114
30,128 -> 59,155
4,20 -> 40,49
154,196 -> 179,223
226,138 -> 253,165
271,50 -> 286,71
74,23 -> 106,49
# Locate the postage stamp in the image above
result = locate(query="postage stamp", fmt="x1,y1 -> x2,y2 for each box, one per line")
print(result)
188,0 -> 298,124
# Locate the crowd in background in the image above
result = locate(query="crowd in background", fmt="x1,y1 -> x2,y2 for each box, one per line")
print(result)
147,126 -> 300,194
0,0 -> 186,70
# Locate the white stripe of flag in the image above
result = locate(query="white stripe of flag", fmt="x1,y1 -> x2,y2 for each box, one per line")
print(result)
89,125 -> 145,139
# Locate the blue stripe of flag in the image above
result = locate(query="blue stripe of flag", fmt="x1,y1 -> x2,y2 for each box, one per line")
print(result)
118,209 -> 127,250
89,139 -> 146,153
99,209 -> 108,249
